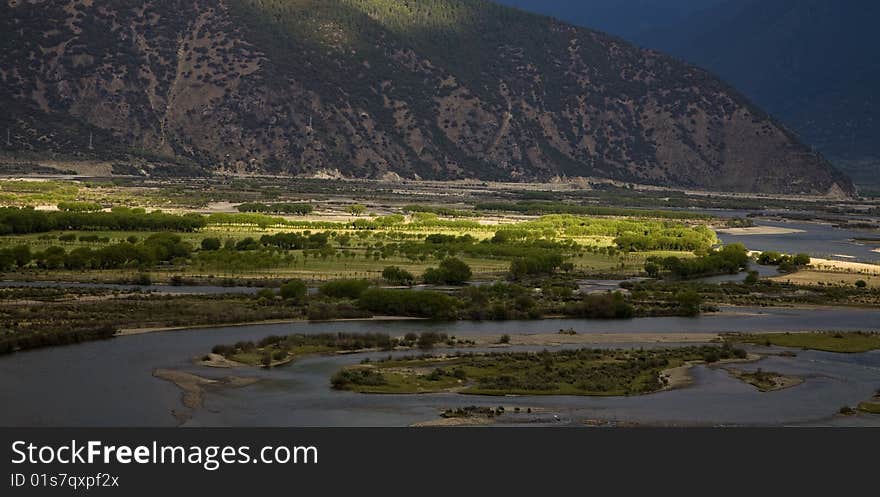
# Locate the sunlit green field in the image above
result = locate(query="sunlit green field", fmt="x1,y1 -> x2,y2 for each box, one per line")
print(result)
0,226 -> 678,282
0,178 -> 716,283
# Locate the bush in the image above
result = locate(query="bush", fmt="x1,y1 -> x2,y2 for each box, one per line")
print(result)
855,280 -> 867,289
358,289 -> 459,320
256,288 -> 277,300
702,351 -> 720,363
744,271 -> 759,285
509,253 -> 564,279
280,279 -> 308,302
346,205 -> 367,217
757,251 -> 784,265
417,332 -> 448,350
211,344 -> 234,356
235,237 -> 260,251
563,292 -> 634,319
676,290 -> 703,317
382,266 -> 415,285
201,238 -> 221,251
423,257 -> 472,285
331,369 -> 386,389
792,253 -> 811,266
319,279 -> 371,299
650,244 -> 749,279
758,251 -> 810,268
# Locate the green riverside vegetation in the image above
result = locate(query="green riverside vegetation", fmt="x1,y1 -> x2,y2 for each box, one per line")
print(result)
645,243 -> 749,279
331,345 -> 748,396
726,332 -> 880,353
210,331 -> 472,367
475,201 -> 713,220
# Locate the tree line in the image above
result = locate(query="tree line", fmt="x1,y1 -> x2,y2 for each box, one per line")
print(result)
645,244 -> 750,279
1,233 -> 192,271
236,202 -> 314,215
0,207 -> 206,234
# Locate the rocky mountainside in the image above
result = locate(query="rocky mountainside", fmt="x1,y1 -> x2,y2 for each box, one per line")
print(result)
0,0 -> 854,195
499,0 -> 877,190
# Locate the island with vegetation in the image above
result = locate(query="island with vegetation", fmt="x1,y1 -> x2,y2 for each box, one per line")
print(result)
858,392 -> 880,414
206,332 -> 471,368
329,345 -> 748,396
725,332 -> 880,353
725,368 -> 804,392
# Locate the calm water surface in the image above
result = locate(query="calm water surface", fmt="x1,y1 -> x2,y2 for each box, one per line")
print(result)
718,219 -> 880,263
1,307 -> 878,427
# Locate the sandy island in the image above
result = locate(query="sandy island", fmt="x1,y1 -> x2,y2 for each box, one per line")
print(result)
411,417 -> 496,427
471,332 -> 721,347
717,226 -> 805,236
724,368 -> 804,392
772,269 -> 880,288
153,369 -> 259,423
808,258 -> 880,275
198,353 -> 248,368
661,354 -> 763,391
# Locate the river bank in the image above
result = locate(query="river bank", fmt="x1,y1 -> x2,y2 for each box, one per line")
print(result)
2,311 -> 879,427
118,316 -> 427,336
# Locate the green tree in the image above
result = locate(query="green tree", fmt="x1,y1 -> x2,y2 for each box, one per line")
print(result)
201,237 -> 222,251
744,271 -> 759,285
757,251 -> 783,265
382,266 -> 415,285
423,257 -> 472,285
11,245 -> 31,268
346,204 -> 367,217
792,253 -> 811,266
280,279 -> 308,303
319,279 -> 371,299
675,290 -> 703,317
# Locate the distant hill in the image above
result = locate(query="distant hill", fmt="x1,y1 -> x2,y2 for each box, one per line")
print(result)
498,0 -> 878,189
0,0 -> 853,195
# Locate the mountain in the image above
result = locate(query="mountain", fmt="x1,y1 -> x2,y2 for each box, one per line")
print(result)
0,0 -> 853,195
498,0 -> 726,44
497,0 -> 878,189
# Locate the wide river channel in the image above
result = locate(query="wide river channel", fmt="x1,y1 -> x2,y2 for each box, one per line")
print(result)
1,306 -> 879,427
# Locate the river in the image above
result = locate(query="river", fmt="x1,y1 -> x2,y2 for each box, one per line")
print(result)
1,307 -> 878,427
717,219 -> 880,264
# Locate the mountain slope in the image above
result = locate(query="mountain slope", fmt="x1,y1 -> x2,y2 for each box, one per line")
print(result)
0,0 -> 853,195
497,0 -> 877,189
498,0 -> 725,45
656,0 -> 879,183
